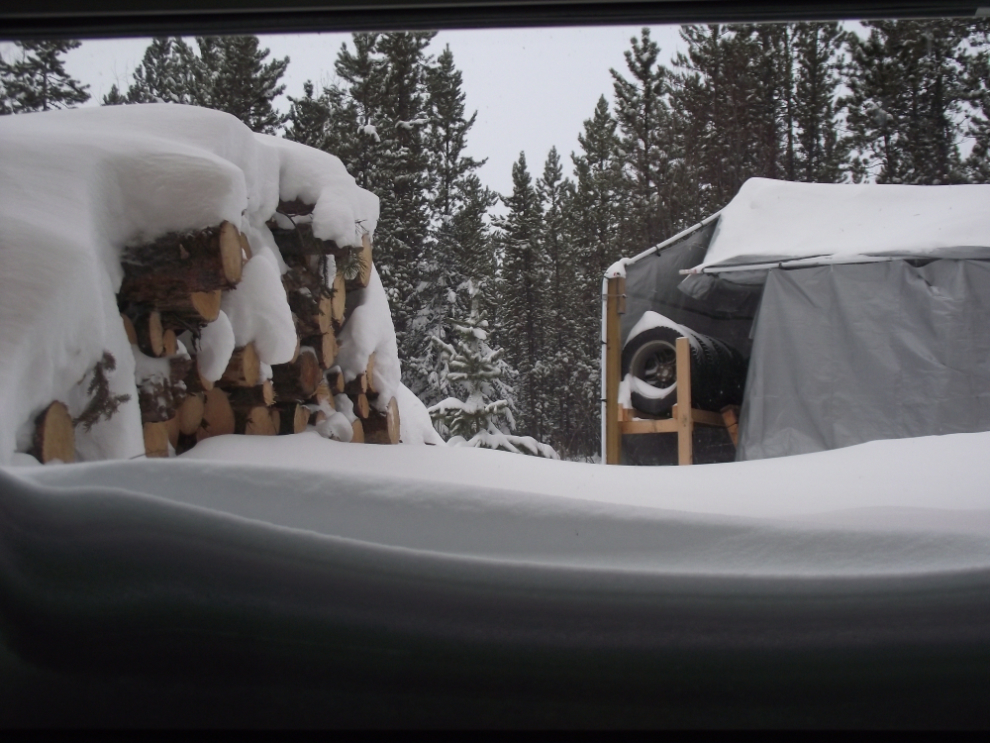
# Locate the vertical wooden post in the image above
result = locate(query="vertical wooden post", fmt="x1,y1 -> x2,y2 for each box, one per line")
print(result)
605,276 -> 625,464
675,336 -> 694,465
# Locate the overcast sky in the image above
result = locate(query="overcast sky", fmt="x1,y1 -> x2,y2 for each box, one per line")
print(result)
59,26 -> 686,200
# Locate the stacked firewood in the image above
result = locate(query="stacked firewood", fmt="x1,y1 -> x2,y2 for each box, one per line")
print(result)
30,201 -> 400,463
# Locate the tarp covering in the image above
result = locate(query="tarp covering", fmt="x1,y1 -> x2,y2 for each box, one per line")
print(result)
693,178 -> 990,272
738,259 -> 990,460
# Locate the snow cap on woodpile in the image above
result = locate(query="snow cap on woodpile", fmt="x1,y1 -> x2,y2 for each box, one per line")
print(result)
257,134 -> 380,248
0,104 -> 384,464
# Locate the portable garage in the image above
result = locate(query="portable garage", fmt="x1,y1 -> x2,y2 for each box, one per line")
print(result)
602,177 -> 990,465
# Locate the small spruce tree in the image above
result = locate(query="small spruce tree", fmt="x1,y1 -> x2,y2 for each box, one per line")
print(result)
429,283 -> 557,458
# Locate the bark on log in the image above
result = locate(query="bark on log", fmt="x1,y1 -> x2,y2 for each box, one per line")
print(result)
177,393 -> 205,436
364,396 -> 400,445
131,310 -> 165,358
269,222 -> 342,257
184,359 -> 214,394
144,422 -> 170,458
351,393 -> 371,419
32,401 -> 75,464
220,343 -> 260,388
277,198 -> 315,218
312,380 -> 335,409
227,382 -> 275,410
137,356 -> 194,423
276,403 -> 310,435
162,329 -> 178,357
158,290 -> 223,325
197,387 -> 235,441
121,313 -> 137,345
345,372 -> 368,396
164,416 -> 181,449
344,234 -> 373,291
325,369 -> 346,395
118,222 -> 243,307
271,349 -> 321,401
366,354 -> 378,396
331,272 -> 346,327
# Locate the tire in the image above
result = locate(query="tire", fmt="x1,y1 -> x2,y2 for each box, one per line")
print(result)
621,325 -> 747,417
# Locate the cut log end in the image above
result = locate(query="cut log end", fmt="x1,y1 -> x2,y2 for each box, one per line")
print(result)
220,221 -> 244,285
144,422 -> 170,458
190,290 -> 222,322
33,401 -> 75,464
331,272 -> 346,326
351,393 -> 371,419
121,313 -> 137,345
350,418 -> 365,444
177,393 -> 205,436
271,349 -> 321,401
221,342 -> 260,388
239,406 -> 277,436
197,387 -> 235,441
364,396 -> 401,445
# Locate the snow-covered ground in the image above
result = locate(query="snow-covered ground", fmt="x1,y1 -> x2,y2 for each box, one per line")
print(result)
5,428 -> 989,577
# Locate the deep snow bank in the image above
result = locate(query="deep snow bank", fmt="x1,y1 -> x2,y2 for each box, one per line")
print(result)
7,429 -> 990,576
0,104 -> 397,464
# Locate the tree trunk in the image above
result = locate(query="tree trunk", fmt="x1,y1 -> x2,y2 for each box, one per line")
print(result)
32,401 -> 75,464
364,396 -> 400,445
118,221 -> 243,308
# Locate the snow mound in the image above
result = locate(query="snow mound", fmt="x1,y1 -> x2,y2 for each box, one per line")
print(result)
694,177 -> 990,272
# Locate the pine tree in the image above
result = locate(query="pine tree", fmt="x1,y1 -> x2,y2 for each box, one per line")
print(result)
611,28 -> 677,247
104,37 -> 188,105
494,152 -> 546,441
0,40 -> 90,114
568,96 -> 626,458
964,20 -> 990,182
792,22 -> 849,182
285,80 -> 332,149
844,20 -> 969,184
186,36 -> 290,134
428,282 -> 557,459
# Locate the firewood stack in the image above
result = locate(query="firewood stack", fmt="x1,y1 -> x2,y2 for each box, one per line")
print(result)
28,201 -> 401,464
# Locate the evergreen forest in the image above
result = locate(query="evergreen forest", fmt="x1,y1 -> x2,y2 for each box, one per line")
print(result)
3,20 -> 990,459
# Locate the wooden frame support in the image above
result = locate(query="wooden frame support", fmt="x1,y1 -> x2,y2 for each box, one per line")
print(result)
604,276 -> 625,465
615,335 -> 740,466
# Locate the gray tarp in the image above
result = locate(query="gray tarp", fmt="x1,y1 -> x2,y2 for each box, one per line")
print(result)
738,259 -> 990,460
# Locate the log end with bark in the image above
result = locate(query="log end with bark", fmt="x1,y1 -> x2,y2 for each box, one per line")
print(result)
364,396 -> 400,445
32,401 -> 75,464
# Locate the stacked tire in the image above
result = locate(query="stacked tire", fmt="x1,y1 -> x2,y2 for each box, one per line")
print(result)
621,323 -> 747,416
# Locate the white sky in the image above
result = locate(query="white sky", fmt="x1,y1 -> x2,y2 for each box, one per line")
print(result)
58,26 -> 686,200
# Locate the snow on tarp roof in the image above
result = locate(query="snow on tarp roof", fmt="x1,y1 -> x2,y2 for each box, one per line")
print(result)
691,177 -> 990,273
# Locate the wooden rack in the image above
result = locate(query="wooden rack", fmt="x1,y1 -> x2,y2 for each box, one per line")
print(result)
604,276 -> 738,465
